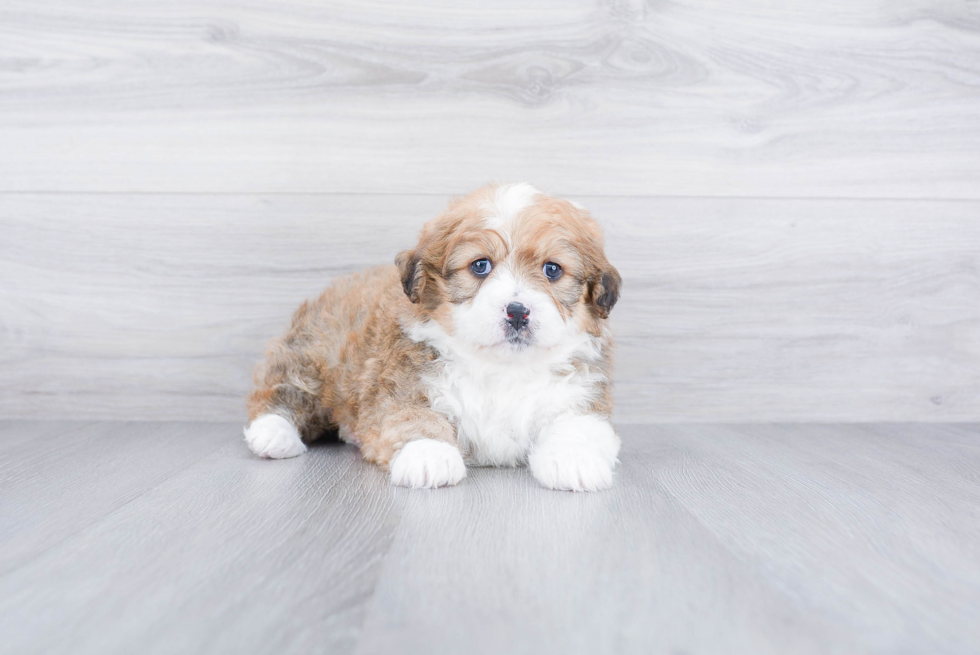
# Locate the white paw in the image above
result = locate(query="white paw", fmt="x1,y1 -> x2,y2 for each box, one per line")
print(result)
390,439 -> 466,489
529,415 -> 620,492
529,443 -> 614,491
244,414 -> 307,459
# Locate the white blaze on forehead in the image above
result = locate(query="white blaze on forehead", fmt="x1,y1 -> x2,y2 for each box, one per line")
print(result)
482,183 -> 541,232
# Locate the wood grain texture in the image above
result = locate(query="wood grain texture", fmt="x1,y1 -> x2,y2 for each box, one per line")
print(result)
2,194 -> 979,422
0,422 -> 401,655
0,420 -> 230,575
1,421 -> 978,654
0,1 -> 978,196
356,423 -> 980,655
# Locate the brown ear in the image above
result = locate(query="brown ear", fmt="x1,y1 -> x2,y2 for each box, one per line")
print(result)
395,249 -> 423,303
588,266 -> 621,319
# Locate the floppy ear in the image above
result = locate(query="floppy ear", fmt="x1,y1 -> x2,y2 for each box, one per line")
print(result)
395,249 -> 423,303
588,265 -> 621,319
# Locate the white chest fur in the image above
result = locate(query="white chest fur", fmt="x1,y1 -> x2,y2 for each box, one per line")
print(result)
408,321 -> 604,466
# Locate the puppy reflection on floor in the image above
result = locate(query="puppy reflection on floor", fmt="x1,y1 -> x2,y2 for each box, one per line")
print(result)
244,183 -> 622,491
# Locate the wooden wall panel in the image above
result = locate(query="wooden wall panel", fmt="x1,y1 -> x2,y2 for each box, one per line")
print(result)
0,0 -> 978,196
2,1 -> 977,421
2,194 -> 978,422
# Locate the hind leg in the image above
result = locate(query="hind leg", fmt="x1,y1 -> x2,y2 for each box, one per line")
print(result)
244,338 -> 332,459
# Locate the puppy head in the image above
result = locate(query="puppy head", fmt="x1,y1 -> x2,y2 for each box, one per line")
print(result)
396,183 -> 620,355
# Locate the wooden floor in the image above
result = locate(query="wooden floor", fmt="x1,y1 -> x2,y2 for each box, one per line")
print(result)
1,421 -> 978,655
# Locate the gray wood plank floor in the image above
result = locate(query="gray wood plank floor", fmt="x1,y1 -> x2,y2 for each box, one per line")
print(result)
1,421 -> 977,654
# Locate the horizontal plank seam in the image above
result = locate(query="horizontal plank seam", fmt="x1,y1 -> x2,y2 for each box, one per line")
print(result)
612,419 -> 980,427
1,191 -> 980,202
7,418 -> 973,428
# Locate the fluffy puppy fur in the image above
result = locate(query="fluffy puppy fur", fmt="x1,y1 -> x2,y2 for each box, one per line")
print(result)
245,183 -> 622,491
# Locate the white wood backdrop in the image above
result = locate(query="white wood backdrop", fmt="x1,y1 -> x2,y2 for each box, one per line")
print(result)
1,0 -> 979,422
2,194 -> 978,422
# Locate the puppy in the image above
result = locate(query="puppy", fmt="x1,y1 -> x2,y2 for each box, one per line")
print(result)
244,183 -> 621,491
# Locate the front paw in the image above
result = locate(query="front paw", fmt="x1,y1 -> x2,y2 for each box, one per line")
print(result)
244,414 -> 307,459
529,442 -> 615,492
390,439 -> 466,489
529,415 -> 619,492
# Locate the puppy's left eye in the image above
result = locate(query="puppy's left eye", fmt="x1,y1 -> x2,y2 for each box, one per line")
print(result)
543,262 -> 562,280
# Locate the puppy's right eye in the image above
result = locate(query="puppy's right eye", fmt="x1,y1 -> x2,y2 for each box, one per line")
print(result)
470,258 -> 492,277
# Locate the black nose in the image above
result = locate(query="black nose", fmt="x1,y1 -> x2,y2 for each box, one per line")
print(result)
506,302 -> 530,330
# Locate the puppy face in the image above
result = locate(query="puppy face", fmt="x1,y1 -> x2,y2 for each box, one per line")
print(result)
396,184 -> 620,355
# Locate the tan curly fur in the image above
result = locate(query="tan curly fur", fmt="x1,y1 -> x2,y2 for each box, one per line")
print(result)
247,184 -> 620,471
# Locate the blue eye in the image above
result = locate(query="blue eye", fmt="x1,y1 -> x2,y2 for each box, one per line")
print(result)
470,258 -> 492,277
543,262 -> 562,280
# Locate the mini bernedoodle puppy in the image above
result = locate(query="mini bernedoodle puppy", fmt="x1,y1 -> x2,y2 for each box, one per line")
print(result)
244,183 -> 621,491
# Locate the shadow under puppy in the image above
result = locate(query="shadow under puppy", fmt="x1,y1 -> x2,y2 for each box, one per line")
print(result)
245,183 -> 621,491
